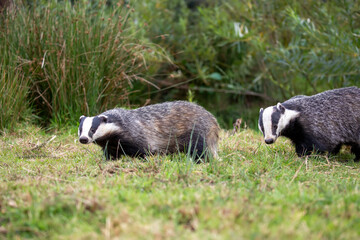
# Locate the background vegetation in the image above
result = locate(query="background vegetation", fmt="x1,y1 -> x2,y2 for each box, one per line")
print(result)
131,0 -> 360,126
1,1 -> 360,239
0,0 -> 165,129
1,0 -> 360,130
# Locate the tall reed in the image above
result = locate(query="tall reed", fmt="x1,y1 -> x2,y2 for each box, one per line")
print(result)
0,59 -> 30,131
1,0 -> 155,127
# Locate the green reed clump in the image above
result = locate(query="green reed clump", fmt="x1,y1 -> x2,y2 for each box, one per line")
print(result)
0,0 -> 158,128
0,58 -> 30,131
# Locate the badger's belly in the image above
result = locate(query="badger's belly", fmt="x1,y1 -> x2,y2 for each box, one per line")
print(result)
149,130 -> 206,154
95,138 -> 147,158
96,129 -> 208,158
113,140 -> 147,157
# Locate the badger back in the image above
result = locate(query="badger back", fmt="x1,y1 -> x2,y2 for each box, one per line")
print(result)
293,87 -> 360,136
128,101 -> 220,154
259,87 -> 360,145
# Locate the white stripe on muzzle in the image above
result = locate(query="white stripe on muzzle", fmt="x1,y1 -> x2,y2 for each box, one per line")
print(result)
262,107 -> 277,141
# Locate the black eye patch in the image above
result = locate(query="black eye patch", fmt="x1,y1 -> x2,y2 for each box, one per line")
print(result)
271,107 -> 281,135
88,116 -> 102,138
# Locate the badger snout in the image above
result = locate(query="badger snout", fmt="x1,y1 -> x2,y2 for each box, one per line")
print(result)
265,138 -> 275,144
79,136 -> 90,144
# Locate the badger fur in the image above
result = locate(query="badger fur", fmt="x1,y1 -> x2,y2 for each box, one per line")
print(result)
78,101 -> 220,160
258,87 -> 360,161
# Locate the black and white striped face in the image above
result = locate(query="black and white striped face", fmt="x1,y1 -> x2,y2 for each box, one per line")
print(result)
258,103 -> 299,144
78,115 -> 119,144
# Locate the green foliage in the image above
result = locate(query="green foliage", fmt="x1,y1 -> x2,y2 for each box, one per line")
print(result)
132,0 -> 360,127
2,0 -> 360,130
265,1 -> 360,98
1,127 -> 360,238
0,0 -> 162,128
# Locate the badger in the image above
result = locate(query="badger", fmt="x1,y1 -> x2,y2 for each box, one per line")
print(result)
78,101 -> 220,160
258,87 -> 360,161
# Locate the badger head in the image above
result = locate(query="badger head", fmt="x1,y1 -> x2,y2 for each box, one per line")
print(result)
78,114 -> 119,144
258,103 -> 300,144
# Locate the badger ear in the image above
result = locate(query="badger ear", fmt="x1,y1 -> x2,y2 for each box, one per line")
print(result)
99,115 -> 108,123
277,103 -> 285,114
79,115 -> 86,122
259,108 -> 264,113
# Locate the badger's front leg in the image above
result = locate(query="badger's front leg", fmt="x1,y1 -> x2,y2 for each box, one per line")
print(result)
295,144 -> 312,157
102,147 -> 111,160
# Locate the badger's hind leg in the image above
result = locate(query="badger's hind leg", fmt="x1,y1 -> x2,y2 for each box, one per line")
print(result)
178,131 -> 206,162
192,133 -> 220,162
206,124 -> 220,160
330,144 -> 342,155
350,143 -> 360,162
179,122 -> 220,162
189,134 -> 206,161
325,144 -> 342,160
180,125 -> 219,163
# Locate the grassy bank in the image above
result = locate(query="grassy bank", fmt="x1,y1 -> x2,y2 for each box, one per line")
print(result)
0,126 -> 359,239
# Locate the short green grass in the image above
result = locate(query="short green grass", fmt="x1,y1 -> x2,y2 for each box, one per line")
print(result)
1,126 -> 359,239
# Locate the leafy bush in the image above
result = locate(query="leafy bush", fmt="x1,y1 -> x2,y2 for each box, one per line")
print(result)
132,0 -> 360,127
265,4 -> 360,98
